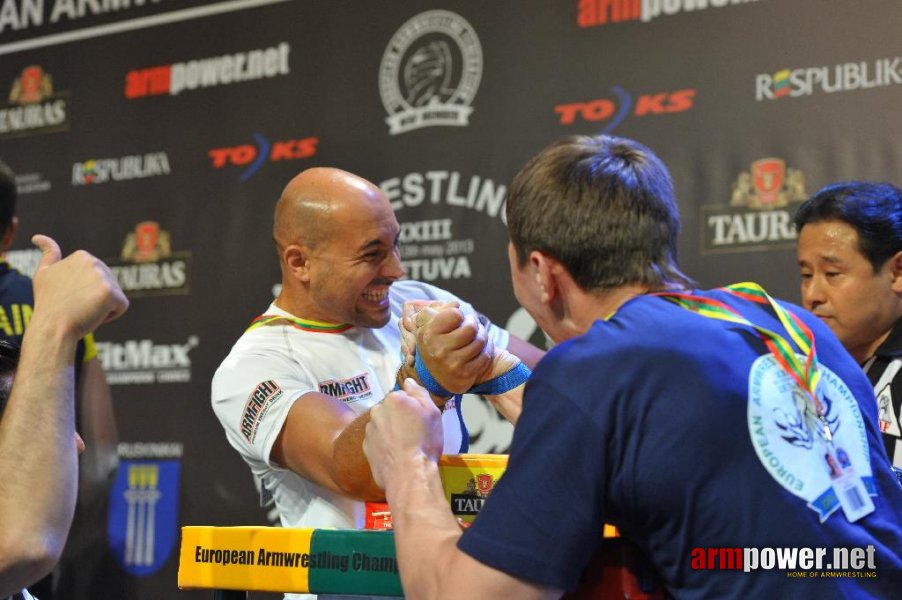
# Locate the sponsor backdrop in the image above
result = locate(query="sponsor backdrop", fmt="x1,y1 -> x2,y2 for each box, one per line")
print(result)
1,0 -> 900,597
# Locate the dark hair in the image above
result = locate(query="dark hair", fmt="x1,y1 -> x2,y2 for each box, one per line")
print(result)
0,340 -> 20,416
0,159 -> 16,234
506,134 -> 694,292
793,181 -> 902,272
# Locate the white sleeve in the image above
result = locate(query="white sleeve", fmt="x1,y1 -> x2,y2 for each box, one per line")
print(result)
211,346 -> 316,471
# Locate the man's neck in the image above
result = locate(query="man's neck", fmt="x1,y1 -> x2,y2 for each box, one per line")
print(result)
851,329 -> 894,365
566,283 -> 652,339
273,289 -> 339,324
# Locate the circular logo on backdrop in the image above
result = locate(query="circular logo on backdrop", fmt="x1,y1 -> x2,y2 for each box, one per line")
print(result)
747,354 -> 874,522
379,10 -> 483,135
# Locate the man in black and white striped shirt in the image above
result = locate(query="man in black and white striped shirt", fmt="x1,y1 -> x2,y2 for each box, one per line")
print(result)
796,181 -> 902,469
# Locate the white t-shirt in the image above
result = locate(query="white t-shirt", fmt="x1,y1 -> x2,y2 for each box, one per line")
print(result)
212,280 -> 509,532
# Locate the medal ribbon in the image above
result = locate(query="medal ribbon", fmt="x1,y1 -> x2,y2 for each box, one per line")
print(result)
655,281 -> 830,440
246,314 -> 352,334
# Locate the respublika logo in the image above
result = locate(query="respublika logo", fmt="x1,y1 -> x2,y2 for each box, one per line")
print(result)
701,158 -> 807,254
72,152 -> 170,185
756,56 -> 902,101
96,335 -> 199,385
380,10 -> 482,135
125,42 -> 291,98
578,0 -> 759,27
108,442 -> 182,577
209,134 -> 318,182
555,87 -> 695,133
0,65 -> 69,138
106,221 -> 191,297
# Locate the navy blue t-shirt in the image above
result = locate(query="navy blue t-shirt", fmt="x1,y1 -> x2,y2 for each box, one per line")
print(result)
459,289 -> 902,598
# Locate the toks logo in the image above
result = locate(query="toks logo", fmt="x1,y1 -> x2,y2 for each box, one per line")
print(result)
0,65 -> 69,138
209,134 -> 318,182
701,158 -> 808,254
125,43 -> 291,98
555,87 -> 695,133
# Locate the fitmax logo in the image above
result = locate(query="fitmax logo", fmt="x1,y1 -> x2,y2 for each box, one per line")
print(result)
209,134 -> 318,182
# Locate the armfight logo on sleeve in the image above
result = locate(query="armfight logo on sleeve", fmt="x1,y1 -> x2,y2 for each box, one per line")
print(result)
319,373 -> 373,404
108,442 -> 182,576
380,10 -> 482,135
242,380 -> 283,443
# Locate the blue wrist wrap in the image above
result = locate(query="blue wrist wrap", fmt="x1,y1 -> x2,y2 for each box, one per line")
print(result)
469,362 -> 532,395
414,350 -> 454,398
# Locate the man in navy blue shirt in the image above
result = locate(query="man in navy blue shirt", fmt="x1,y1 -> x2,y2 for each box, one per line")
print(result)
364,134 -> 902,598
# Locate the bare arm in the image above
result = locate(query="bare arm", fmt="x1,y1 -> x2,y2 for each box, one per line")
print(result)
506,334 -> 545,370
0,236 -> 128,597
76,357 -> 119,502
270,391 -> 385,501
364,381 -> 561,600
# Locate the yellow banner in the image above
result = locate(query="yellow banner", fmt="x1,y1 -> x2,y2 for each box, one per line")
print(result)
178,526 -> 313,593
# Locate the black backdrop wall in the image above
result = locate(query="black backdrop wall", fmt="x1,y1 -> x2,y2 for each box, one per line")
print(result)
1,1 -> 900,597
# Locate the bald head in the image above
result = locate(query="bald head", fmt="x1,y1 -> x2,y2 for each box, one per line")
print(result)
274,167 -> 387,252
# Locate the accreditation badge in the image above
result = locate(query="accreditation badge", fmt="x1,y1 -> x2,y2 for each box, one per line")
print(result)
747,354 -> 876,522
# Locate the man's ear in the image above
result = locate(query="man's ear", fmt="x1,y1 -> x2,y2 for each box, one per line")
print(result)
0,216 -> 18,253
283,243 -> 311,282
531,251 -> 559,305
889,250 -> 902,294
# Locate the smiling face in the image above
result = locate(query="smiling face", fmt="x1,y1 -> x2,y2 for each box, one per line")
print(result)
305,187 -> 403,328
797,220 -> 902,362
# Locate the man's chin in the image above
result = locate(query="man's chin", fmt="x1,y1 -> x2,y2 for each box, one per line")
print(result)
355,308 -> 392,329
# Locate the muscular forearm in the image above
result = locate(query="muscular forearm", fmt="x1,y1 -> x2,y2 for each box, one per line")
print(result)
486,384 -> 525,425
386,455 -> 560,600
76,359 -> 119,500
331,410 -> 387,501
0,319 -> 79,595
386,455 -> 466,598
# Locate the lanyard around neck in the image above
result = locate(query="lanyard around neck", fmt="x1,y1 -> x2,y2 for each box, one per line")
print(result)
655,282 -> 832,442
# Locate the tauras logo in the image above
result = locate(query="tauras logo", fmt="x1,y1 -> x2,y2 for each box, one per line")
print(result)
701,158 -> 808,254
97,336 -> 198,385
108,222 -> 191,297
0,65 -> 69,138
